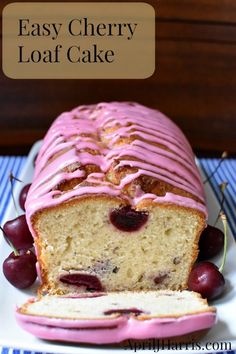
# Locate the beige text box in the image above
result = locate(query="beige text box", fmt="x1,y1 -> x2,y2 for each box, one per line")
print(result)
2,2 -> 155,79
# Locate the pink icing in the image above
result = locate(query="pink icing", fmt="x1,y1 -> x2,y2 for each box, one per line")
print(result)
25,102 -> 207,232
15,310 -> 216,344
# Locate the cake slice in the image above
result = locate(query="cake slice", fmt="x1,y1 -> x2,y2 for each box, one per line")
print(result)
16,290 -> 216,344
25,102 -> 207,295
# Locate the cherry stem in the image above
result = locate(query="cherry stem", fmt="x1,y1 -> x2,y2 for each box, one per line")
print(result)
0,225 -> 19,256
219,212 -> 227,273
9,173 -> 19,216
214,182 -> 228,226
9,173 -> 22,183
203,151 -> 228,184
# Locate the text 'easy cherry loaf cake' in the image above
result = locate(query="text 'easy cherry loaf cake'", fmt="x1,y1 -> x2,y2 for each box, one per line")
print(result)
25,102 -> 207,295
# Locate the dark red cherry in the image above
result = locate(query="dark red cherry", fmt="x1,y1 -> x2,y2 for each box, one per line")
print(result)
154,272 -> 168,284
19,184 -> 31,211
3,214 -> 34,250
3,250 -> 37,289
188,261 -> 225,300
110,206 -> 148,232
33,154 -> 38,166
60,273 -> 103,291
198,225 -> 224,260
104,308 -> 143,316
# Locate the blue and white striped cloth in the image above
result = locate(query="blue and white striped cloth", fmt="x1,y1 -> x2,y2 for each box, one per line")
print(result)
200,158 -> 236,240
0,157 -> 27,223
0,156 -> 235,354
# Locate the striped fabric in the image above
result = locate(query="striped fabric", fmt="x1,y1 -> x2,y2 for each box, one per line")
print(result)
200,158 -> 236,240
0,156 -> 235,354
0,157 -> 27,223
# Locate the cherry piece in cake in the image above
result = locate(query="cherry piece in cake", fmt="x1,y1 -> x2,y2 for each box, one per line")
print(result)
154,272 -> 168,284
60,273 -> 103,291
109,206 -> 148,232
104,308 -> 143,316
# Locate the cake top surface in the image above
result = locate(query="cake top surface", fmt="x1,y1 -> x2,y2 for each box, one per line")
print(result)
26,102 -> 207,219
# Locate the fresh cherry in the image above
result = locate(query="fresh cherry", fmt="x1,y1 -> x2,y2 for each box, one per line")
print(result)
60,273 -> 103,291
33,154 -> 38,166
3,249 -> 37,289
104,308 -> 143,316
109,206 -> 148,232
3,214 -> 34,250
188,261 -> 225,300
198,225 -> 224,260
19,184 -> 31,211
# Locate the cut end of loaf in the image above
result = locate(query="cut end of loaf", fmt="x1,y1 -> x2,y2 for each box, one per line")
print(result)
33,196 -> 205,296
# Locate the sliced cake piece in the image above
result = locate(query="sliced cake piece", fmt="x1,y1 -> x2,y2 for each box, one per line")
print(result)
16,290 -> 216,344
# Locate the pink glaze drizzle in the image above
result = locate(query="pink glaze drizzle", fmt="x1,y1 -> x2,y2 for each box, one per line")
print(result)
26,102 -> 207,228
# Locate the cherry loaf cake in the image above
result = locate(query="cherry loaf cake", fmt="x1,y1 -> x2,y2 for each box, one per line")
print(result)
25,102 -> 207,295
16,290 -> 216,344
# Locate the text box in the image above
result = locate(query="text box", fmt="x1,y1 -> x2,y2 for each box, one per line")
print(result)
2,2 -> 155,79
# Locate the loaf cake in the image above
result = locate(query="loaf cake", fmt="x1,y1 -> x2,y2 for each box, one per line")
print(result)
25,102 -> 207,295
16,290 -> 216,344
